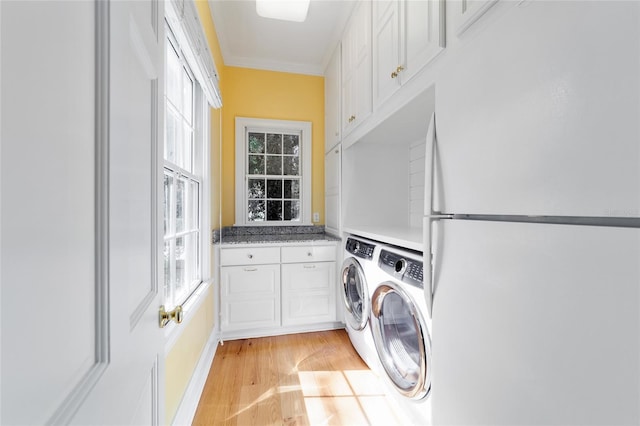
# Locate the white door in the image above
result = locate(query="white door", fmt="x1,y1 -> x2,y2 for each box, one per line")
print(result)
1,1 -> 165,424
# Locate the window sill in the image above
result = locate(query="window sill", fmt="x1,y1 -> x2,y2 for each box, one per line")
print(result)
163,279 -> 213,354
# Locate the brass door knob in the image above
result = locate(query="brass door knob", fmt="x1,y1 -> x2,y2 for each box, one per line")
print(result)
159,305 -> 183,328
391,71 -> 398,78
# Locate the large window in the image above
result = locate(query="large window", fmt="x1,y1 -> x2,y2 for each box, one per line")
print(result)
164,26 -> 206,308
235,118 -> 312,226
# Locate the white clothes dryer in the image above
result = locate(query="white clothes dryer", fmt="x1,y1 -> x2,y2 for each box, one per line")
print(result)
341,235 -> 382,373
369,243 -> 432,425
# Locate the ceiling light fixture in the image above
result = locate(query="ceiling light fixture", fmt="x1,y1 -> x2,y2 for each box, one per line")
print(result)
256,0 -> 310,23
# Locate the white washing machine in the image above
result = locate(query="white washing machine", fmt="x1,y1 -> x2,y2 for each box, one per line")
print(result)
340,235 -> 382,373
369,243 -> 432,425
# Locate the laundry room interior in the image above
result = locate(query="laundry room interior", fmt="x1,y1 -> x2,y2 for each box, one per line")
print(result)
1,0 -> 638,425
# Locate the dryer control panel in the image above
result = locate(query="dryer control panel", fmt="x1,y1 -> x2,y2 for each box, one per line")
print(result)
345,238 -> 375,260
379,249 -> 424,289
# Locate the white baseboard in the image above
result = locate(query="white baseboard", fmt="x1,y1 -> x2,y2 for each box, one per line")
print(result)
221,322 -> 344,341
171,329 -> 220,426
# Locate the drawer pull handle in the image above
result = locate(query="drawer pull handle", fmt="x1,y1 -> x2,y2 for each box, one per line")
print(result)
244,267 -> 258,272
304,265 -> 316,269
247,254 -> 253,259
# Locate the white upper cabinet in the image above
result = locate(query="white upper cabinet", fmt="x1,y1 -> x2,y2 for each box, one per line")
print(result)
341,0 -> 372,137
373,0 -> 401,106
373,0 -> 445,107
324,43 -> 341,153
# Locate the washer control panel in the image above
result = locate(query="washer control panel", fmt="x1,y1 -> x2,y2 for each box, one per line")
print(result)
379,249 -> 424,289
345,238 -> 375,260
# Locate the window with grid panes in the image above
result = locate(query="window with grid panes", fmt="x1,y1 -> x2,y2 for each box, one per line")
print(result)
247,131 -> 302,221
163,26 -> 204,308
235,118 -> 312,225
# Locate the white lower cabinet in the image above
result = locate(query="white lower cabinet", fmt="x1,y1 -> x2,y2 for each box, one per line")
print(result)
281,262 -> 336,326
221,264 -> 281,331
220,242 -> 338,337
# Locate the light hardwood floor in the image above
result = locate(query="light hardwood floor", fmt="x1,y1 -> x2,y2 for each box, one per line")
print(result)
192,329 -> 413,425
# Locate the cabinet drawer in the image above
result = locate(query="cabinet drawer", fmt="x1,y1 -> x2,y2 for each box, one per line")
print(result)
221,264 -> 281,331
221,265 -> 279,297
281,263 -> 334,292
281,245 -> 336,263
220,246 -> 280,266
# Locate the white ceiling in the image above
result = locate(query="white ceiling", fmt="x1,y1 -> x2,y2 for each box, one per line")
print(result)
208,0 -> 356,76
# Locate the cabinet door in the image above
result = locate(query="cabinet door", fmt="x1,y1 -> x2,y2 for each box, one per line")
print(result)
281,262 -> 337,326
373,0 -> 402,107
325,44 -> 341,152
221,264 -> 281,331
341,0 -> 372,136
353,0 -> 372,128
400,0 -> 445,83
324,145 -> 341,235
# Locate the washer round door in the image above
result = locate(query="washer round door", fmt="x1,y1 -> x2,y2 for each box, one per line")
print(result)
341,257 -> 370,331
371,281 -> 431,399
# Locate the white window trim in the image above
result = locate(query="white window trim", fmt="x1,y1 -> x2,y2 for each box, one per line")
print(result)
235,117 -> 312,226
165,0 -> 222,107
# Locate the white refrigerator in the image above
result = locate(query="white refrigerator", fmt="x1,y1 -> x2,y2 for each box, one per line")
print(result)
423,1 -> 639,425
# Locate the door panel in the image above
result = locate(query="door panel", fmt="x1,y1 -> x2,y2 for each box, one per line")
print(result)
119,9 -> 158,328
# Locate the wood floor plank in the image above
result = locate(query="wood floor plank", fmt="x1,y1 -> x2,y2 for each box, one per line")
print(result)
192,329 -> 404,426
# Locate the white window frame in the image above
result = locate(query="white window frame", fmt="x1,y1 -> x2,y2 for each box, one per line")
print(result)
163,21 -> 211,311
235,117 -> 312,226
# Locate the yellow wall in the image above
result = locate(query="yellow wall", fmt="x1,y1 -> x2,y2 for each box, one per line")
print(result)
165,1 -> 222,423
221,67 -> 325,226
164,287 -> 215,422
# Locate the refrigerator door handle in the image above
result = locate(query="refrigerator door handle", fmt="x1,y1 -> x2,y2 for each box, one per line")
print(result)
424,112 -> 436,216
423,214 -> 450,318
423,217 -> 433,318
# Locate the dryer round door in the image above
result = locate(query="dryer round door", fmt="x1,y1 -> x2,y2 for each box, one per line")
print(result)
371,281 -> 431,400
341,257 -> 370,331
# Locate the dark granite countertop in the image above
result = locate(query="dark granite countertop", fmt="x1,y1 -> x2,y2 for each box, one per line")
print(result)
214,225 -> 340,245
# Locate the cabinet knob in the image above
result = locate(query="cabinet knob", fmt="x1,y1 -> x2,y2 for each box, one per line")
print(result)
247,254 -> 253,259
396,65 -> 405,73
334,149 -> 339,154
307,252 -> 313,257
391,71 -> 398,79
